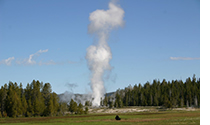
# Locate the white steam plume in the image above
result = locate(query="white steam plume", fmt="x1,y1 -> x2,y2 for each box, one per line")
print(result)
86,1 -> 124,106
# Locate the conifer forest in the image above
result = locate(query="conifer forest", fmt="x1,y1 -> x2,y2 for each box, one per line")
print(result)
0,75 -> 199,118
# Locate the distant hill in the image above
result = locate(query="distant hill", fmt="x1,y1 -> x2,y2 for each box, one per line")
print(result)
105,92 -> 115,97
58,91 -> 116,105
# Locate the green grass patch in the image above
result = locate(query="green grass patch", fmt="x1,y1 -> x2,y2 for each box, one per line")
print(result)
0,110 -> 200,125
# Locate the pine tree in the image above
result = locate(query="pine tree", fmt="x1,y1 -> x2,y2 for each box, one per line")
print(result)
52,92 -> 59,116
141,89 -> 146,106
0,84 -> 7,117
124,93 -> 129,106
21,93 -> 28,116
77,103 -> 84,114
84,107 -> 88,114
69,99 -> 77,114
107,96 -> 113,108
30,80 -> 45,116
58,102 -> 68,116
185,77 -> 192,107
152,80 -> 159,106
48,95 -> 54,116
42,83 -> 52,106
114,92 -> 123,108
179,80 -> 185,107
5,82 -> 22,117
41,82 -> 53,116
27,98 -> 34,117
85,101 -> 91,106
103,94 -> 108,106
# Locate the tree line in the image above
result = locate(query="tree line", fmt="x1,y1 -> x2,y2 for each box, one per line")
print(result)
0,80 -> 88,118
0,75 -> 200,117
102,75 -> 200,108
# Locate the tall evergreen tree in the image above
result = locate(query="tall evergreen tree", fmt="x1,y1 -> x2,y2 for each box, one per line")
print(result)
52,92 -> 59,116
21,93 -> 28,116
114,92 -> 123,108
5,82 -> 22,117
0,84 -> 7,117
103,94 -> 108,106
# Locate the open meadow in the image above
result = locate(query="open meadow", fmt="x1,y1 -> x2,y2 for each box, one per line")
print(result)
0,107 -> 200,125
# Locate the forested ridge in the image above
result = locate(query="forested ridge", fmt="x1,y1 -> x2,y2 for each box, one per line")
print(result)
102,75 -> 200,109
0,75 -> 200,118
0,80 -> 86,118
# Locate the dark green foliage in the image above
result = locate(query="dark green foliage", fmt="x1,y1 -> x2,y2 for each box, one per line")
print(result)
0,80 -> 63,117
103,94 -> 108,106
69,99 -> 77,114
43,92 -> 59,116
85,100 -> 91,106
103,75 -> 200,109
0,75 -> 200,118
52,92 -> 59,115
69,99 -> 86,115
58,102 -> 68,116
77,103 -> 84,114
84,107 -> 88,114
0,84 -> 7,117
5,82 -> 22,117
0,80 -> 88,117
114,91 -> 123,108
21,93 -> 28,116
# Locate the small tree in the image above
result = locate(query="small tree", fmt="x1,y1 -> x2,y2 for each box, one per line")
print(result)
103,94 -> 108,106
84,107 -> 88,114
108,100 -> 113,108
76,103 -> 84,114
85,101 -> 91,106
69,99 -> 77,114
58,102 -> 68,116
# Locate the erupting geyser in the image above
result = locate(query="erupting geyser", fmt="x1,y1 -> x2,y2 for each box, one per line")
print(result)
86,0 -> 125,106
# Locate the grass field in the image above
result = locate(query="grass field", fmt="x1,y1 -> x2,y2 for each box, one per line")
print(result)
0,109 -> 200,125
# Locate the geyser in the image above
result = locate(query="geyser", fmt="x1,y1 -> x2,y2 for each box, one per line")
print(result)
86,0 -> 125,106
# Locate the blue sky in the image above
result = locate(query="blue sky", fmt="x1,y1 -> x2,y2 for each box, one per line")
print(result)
0,0 -> 200,94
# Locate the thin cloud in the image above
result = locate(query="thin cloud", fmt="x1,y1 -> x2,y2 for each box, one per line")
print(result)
0,57 -> 15,66
38,49 -> 48,53
16,49 -> 48,65
38,60 -> 81,65
27,49 -> 48,65
170,57 -> 200,60
2,49 -> 79,66
38,60 -> 58,65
